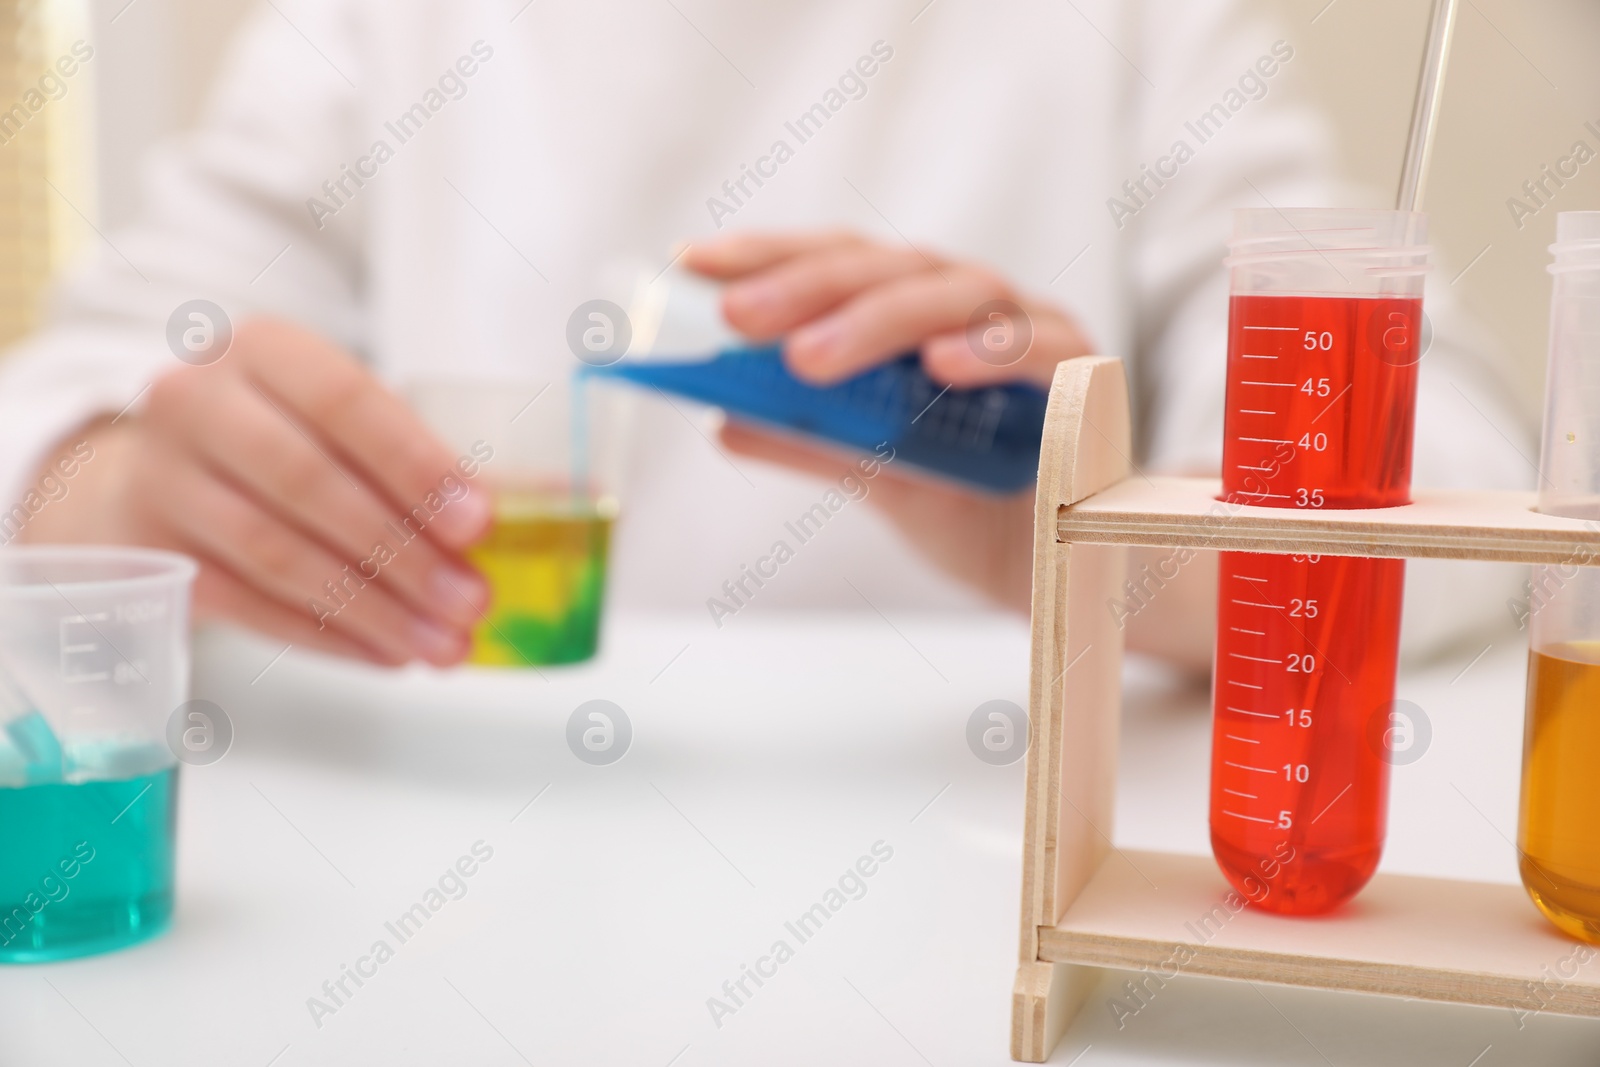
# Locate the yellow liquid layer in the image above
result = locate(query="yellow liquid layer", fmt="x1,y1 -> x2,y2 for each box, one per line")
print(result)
465,506 -> 612,667
1520,643 -> 1600,943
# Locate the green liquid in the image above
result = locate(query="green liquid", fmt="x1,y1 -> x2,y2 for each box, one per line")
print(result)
0,761 -> 177,962
466,502 -> 613,667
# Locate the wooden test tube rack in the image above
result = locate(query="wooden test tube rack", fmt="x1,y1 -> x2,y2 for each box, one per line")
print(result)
1012,356 -> 1600,1062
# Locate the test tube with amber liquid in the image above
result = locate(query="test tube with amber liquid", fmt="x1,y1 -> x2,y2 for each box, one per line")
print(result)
1520,211 -> 1600,943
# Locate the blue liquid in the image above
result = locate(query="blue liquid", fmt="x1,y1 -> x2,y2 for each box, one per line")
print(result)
571,370 -> 590,502
0,759 -> 177,962
583,345 -> 1049,493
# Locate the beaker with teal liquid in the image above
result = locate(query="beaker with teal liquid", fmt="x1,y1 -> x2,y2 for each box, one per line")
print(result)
0,547 -> 196,962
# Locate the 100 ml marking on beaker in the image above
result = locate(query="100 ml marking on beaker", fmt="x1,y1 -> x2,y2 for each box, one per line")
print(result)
1210,293 -> 1420,915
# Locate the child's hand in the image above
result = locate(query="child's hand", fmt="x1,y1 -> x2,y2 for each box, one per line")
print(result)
19,319 -> 492,665
681,230 -> 1100,611
683,230 -> 1095,389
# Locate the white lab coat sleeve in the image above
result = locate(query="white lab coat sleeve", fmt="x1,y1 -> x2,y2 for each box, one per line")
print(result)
1118,2 -> 1534,659
0,0 -> 367,532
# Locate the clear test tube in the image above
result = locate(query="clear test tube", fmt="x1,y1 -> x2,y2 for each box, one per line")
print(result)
1521,211 -> 1600,943
1211,209 -> 1429,915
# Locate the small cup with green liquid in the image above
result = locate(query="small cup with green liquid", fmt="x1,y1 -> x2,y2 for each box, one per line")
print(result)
466,489 -> 617,666
0,547 -> 196,962
1521,212 -> 1600,943
406,374 -> 629,668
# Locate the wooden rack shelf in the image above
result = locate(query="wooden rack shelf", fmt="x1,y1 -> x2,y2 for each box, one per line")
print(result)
1056,476 -> 1600,563
1011,356 -> 1594,1062
1040,850 -> 1600,1015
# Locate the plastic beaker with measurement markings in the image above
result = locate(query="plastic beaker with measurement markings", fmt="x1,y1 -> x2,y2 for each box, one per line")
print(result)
0,546 -> 196,961
1521,211 -> 1600,943
1210,209 -> 1428,914
407,376 -> 629,667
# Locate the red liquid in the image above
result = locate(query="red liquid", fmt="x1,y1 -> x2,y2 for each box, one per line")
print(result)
1210,293 -> 1420,914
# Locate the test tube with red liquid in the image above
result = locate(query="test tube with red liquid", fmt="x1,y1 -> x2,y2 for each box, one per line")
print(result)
1210,209 -> 1428,914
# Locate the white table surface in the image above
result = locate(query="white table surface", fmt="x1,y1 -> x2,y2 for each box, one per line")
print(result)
0,610 -> 1596,1066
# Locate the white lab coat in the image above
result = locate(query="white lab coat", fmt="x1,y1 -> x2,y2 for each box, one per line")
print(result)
0,0 -> 1531,653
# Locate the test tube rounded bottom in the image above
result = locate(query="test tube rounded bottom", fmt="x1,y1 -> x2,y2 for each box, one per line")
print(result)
1211,833 -> 1382,916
